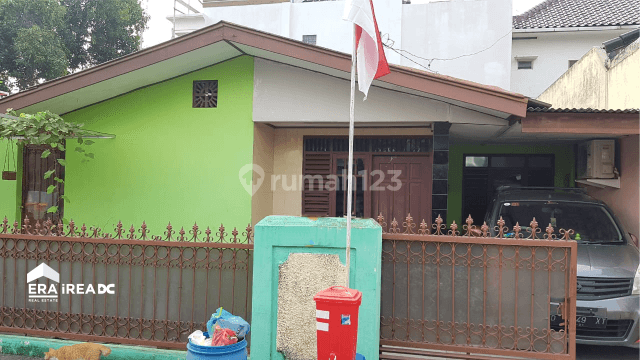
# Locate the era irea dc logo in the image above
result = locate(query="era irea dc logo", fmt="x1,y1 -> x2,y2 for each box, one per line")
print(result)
27,263 -> 115,303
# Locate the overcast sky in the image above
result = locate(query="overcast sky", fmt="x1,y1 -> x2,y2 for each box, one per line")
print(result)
141,0 -> 547,48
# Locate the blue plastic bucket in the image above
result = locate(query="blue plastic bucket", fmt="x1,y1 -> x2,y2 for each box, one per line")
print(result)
186,332 -> 247,360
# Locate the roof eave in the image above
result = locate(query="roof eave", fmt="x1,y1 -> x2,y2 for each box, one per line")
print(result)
513,25 -> 639,33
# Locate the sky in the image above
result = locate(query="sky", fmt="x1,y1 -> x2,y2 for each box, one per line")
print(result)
141,0 -> 547,48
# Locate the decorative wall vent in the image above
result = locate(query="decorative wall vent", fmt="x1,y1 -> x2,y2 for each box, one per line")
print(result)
192,80 -> 218,108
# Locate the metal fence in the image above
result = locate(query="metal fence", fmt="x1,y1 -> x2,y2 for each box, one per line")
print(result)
0,217 -> 253,350
377,214 -> 577,360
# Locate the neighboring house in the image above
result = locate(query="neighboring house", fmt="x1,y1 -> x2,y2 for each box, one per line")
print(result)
511,0 -> 640,98
536,33 -> 640,238
169,0 -> 639,98
169,0 -> 514,90
0,21 -> 633,236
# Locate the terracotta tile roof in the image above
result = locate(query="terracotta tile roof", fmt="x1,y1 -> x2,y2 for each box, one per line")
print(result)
527,107 -> 640,113
513,0 -> 640,29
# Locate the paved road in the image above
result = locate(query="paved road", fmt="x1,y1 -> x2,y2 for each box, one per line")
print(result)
2,345 -> 638,359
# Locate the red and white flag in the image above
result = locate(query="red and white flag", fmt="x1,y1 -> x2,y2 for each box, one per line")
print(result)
343,0 -> 390,99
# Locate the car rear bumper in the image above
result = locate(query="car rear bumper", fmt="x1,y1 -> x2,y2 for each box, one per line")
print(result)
574,295 -> 639,348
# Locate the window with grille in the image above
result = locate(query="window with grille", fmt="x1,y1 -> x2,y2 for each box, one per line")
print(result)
22,145 -> 65,223
517,60 -> 533,70
302,35 -> 317,45
193,80 -> 218,108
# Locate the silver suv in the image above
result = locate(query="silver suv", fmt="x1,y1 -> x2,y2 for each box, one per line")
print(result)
486,187 -> 639,348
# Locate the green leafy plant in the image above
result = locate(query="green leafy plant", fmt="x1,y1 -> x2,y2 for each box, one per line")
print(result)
0,109 -> 95,214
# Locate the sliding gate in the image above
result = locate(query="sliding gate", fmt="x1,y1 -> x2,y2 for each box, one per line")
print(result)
377,214 -> 577,360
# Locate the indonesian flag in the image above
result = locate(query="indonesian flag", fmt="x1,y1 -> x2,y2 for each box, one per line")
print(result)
343,0 -> 390,99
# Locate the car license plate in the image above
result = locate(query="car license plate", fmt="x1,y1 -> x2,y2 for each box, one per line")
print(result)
551,314 -> 607,328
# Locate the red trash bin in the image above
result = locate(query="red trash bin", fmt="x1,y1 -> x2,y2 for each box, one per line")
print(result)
314,286 -> 363,360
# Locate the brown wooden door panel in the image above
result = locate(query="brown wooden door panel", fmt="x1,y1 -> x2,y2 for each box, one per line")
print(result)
372,155 -> 432,225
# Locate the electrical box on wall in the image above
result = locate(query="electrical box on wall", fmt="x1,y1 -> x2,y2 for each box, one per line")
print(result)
577,140 -> 616,179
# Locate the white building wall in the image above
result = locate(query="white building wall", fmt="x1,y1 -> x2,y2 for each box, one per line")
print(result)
173,0 -> 511,90
511,28 -> 632,98
202,2 -> 291,36
288,1 -> 406,64
401,0 -> 512,89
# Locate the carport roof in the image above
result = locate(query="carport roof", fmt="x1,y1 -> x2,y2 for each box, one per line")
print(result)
0,21 -> 530,118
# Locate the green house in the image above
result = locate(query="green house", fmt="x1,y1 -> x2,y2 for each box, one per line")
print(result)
0,21 -> 635,237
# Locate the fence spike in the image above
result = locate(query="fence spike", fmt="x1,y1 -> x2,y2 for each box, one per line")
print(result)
35,220 -> 43,235
205,226 -> 212,242
513,222 -> 522,239
165,222 -> 174,241
481,222 -> 489,237
403,213 -> 414,234
390,218 -> 399,233
449,221 -> 459,236
1,216 -> 7,234
464,215 -> 474,237
377,213 -> 387,233
191,222 -> 199,242
232,227 -> 239,243
529,218 -> 540,239
91,226 -> 101,238
218,224 -> 226,242
433,215 -> 444,235
545,223 -> 555,240
496,216 -> 506,238
23,217 -> 31,235
244,224 -> 253,244
44,219 -> 53,236
419,219 -> 429,235
114,221 -> 123,239
57,220 -> 64,236
139,221 -> 148,240
128,225 -> 136,240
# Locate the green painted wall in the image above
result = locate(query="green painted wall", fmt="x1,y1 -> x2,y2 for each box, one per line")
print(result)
51,56 -> 255,233
0,140 -> 21,220
448,143 -> 575,226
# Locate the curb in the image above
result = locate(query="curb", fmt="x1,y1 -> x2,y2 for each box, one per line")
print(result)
0,334 -> 186,359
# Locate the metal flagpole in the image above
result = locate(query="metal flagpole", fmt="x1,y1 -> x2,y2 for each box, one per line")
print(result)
345,24 -> 357,288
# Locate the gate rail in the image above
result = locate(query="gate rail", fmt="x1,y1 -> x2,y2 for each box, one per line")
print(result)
0,217 -> 253,350
377,214 -> 577,360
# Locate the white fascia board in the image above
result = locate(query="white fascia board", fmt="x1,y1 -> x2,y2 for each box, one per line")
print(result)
513,25 -> 639,33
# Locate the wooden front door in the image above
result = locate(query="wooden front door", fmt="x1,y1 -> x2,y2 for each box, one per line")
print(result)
372,155 -> 432,225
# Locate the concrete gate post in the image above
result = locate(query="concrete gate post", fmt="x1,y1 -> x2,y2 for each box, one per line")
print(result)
250,216 -> 382,360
